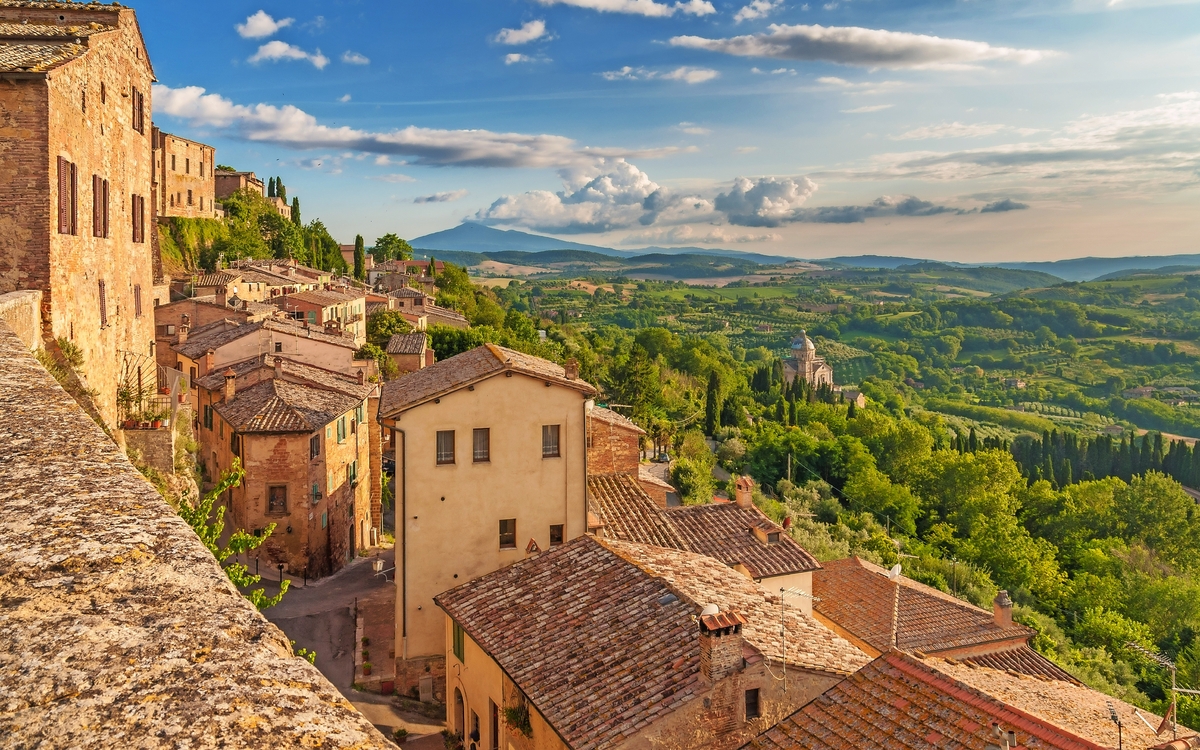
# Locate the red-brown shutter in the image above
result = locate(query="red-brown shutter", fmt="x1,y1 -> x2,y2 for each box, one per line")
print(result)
102,179 -> 109,238
134,284 -> 142,318
98,280 -> 107,328
69,162 -> 76,234
92,174 -> 100,237
57,157 -> 69,233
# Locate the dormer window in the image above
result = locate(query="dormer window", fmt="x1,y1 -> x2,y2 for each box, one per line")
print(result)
767,531 -> 781,544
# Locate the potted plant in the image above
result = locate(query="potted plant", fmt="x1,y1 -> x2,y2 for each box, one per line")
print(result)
363,662 -> 372,676
362,637 -> 370,647
392,728 -> 408,745
362,649 -> 370,661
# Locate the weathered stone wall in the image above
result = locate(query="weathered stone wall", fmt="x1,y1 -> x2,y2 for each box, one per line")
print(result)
0,319 -> 389,748
0,290 -> 43,350
153,129 -> 216,219
124,424 -> 175,476
587,418 -> 642,476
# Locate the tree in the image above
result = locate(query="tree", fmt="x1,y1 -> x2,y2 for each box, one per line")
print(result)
291,197 -> 301,226
366,309 -> 412,347
175,458 -> 288,609
353,234 -> 366,281
267,177 -> 276,198
356,343 -> 398,381
276,177 -> 286,203
373,233 -> 413,263
704,370 -> 721,436
606,344 -> 662,424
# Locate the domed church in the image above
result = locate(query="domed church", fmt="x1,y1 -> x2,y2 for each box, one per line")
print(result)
782,330 -> 834,387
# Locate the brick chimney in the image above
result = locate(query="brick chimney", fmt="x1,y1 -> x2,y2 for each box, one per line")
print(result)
357,369 -> 365,385
203,349 -> 215,376
274,357 -> 283,380
699,609 -> 748,682
734,475 -> 754,509
177,324 -> 189,344
564,358 -> 579,380
993,590 -> 1013,628
223,368 -> 237,402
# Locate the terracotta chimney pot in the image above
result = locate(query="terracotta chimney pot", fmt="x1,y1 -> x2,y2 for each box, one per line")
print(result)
993,590 -> 1014,628
223,368 -> 237,402
735,475 -> 755,509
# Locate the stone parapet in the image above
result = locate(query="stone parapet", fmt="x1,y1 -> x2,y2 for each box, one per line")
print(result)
0,290 -> 42,350
0,320 -> 390,748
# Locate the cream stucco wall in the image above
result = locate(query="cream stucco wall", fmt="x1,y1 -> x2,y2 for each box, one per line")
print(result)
759,571 -> 814,616
390,372 -> 590,661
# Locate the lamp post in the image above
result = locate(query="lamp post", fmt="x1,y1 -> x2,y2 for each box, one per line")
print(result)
277,562 -> 284,585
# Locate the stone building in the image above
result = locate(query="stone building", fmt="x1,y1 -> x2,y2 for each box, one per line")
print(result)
384,286 -> 469,330
214,168 -> 263,200
586,406 -> 644,476
435,536 -> 868,750
377,345 -> 597,698
385,331 -> 433,375
272,288 -> 367,345
0,0 -> 157,427
151,127 -> 216,219
194,355 -> 375,576
782,330 -> 834,388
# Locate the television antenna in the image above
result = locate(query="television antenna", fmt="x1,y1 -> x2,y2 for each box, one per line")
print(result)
765,587 -> 821,690
1126,642 -> 1182,740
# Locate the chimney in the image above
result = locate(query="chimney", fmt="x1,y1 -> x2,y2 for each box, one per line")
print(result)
181,313 -> 191,327
735,475 -> 754,509
993,590 -> 1013,628
274,357 -> 283,380
177,324 -> 189,344
357,369 -> 365,385
223,368 -> 237,402
698,608 -> 748,682
203,349 -> 215,376
564,358 -> 579,380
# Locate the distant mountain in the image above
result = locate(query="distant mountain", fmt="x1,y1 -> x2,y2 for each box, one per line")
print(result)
997,255 -> 1200,282
1093,265 -> 1200,281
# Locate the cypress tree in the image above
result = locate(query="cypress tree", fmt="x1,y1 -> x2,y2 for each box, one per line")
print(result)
704,371 -> 720,436
291,197 -> 301,226
969,427 -> 978,453
353,234 -> 365,281
847,399 -> 857,419
267,177 -> 276,198
1062,459 -> 1073,486
1044,455 -> 1057,487
775,399 -> 785,423
276,178 -> 286,203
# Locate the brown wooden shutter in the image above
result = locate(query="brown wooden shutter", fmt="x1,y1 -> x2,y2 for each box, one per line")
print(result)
98,280 -> 107,328
134,284 -> 142,318
92,174 -> 101,237
69,162 -> 76,234
57,157 -> 69,233
102,179 -> 109,238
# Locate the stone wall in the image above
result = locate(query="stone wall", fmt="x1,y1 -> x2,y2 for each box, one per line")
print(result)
0,290 -> 43,350
0,319 -> 389,748
124,424 -> 175,476
587,418 -> 642,477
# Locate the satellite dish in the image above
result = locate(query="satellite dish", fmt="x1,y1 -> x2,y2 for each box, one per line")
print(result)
888,564 -> 902,580
700,603 -> 719,616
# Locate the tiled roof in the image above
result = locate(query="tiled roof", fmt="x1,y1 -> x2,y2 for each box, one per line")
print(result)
639,464 -> 675,490
962,646 -> 1080,684
0,38 -> 87,72
277,289 -> 363,307
235,268 -> 299,286
385,332 -> 427,355
813,557 -> 1034,655
194,354 -> 373,401
425,304 -> 468,323
437,537 -> 866,750
389,287 -> 427,299
213,378 -> 360,434
0,21 -> 111,37
379,344 -> 596,417
261,317 -> 359,349
667,503 -> 822,578
588,474 -> 686,548
743,651 -> 1181,750
173,320 -> 261,360
590,406 -> 645,434
192,272 -> 238,288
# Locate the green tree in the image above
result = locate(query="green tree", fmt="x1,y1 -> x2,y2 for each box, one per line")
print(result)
366,310 -> 413,347
276,177 -> 286,203
291,197 -> 301,226
356,343 -> 398,381
606,344 -> 662,424
353,234 -> 366,281
373,233 -> 413,263
704,370 -> 721,436
175,458 -> 288,610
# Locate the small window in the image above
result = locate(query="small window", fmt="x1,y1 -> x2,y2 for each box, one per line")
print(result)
321,511 -> 328,529
203,405 -> 213,430
100,82 -> 106,103
745,688 -> 761,720
473,428 -> 490,463
490,701 -> 499,750
310,433 -> 320,459
185,158 -> 190,175
452,621 -> 466,663
550,524 -> 564,546
437,430 -> 455,465
166,324 -> 176,335
97,280 -> 107,328
171,154 -> 175,171
187,189 -> 193,206
307,310 -> 317,324
542,424 -> 560,458
311,482 -> 321,504
91,175 -> 109,238
499,519 -> 516,549
57,158 -> 77,235
471,712 -> 480,744
230,432 -> 239,456
349,460 -> 358,486
274,342 -> 283,353
767,531 -> 781,544
337,416 -> 346,444
131,194 -> 145,243
268,485 -> 287,514
133,284 -> 142,318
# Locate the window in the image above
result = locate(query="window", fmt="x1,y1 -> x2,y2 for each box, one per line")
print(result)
190,366 -> 197,385
133,284 -> 142,318
499,519 -> 516,549
472,428 -> 490,463
100,82 -> 105,103
307,310 -> 317,324
348,460 -> 359,487
268,485 -> 287,514
230,432 -> 240,457
452,621 -> 466,663
57,157 -> 77,235
350,418 -> 357,436
311,482 -> 321,504
171,154 -> 175,171
131,86 -> 145,133
550,524 -> 564,546
542,424 -> 561,458
336,416 -> 346,444
767,531 -> 781,544
274,342 -> 283,353
200,161 -> 205,177
471,712 -> 480,744
187,189 -> 193,206
745,688 -> 761,720
91,174 -> 109,238
185,158 -> 190,175
97,280 -> 107,328
131,194 -> 145,243
436,430 -> 455,465
203,404 -> 213,430
490,701 -> 499,750
321,511 -> 328,529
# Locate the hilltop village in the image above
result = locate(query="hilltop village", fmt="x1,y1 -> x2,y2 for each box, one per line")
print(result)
4,3 -> 1200,750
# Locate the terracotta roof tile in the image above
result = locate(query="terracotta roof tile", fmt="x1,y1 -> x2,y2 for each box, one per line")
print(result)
277,289 -> 363,307
424,304 -> 468,324
385,332 -> 427,355
588,474 -> 686,548
813,557 -> 1033,655
379,344 -> 596,417
194,354 -> 373,401
389,287 -> 427,299
192,272 -> 238,288
590,406 -> 645,434
667,503 -> 822,578
213,379 -> 360,434
743,651 -> 1183,750
963,646 -> 1080,684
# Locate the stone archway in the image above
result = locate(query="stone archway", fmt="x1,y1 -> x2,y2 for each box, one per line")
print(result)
454,687 -> 465,738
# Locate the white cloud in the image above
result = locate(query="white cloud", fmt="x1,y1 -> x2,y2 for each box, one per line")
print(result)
248,41 -> 329,69
714,176 -> 818,226
670,24 -> 1054,70
414,190 -> 469,204
236,10 -> 294,39
677,122 -> 712,135
623,225 -> 782,244
338,94 -> 352,103
495,19 -> 550,45
372,174 -> 418,183
735,0 -> 784,22
842,104 -> 893,113
506,53 -> 533,64
891,122 -> 1010,140
771,67 -> 797,75
601,66 -> 718,83
151,84 -> 681,168
342,51 -> 370,65
735,146 -> 759,153
532,0 -> 715,17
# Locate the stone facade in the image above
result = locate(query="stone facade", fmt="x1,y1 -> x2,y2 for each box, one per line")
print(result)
782,330 -> 834,388
0,290 -> 43,350
214,169 -> 264,200
152,127 -> 216,219
0,3 -> 157,428
124,423 -> 175,476
587,407 -> 644,477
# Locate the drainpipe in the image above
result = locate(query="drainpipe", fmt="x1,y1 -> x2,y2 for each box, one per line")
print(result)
394,423 -> 407,654
582,399 -> 591,536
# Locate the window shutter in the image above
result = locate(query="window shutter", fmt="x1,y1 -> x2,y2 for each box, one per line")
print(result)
57,158 -> 69,233
70,162 -> 76,234
98,280 -> 107,328
134,284 -> 142,318
102,179 -> 109,238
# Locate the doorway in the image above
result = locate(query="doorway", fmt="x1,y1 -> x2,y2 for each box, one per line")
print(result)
454,688 -> 465,738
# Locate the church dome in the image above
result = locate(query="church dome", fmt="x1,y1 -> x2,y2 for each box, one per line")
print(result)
791,330 -> 816,351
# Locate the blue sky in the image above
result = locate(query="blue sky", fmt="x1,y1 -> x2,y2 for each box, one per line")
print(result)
141,0 -> 1200,261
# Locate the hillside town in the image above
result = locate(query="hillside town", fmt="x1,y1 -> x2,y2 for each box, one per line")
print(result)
2,2 -> 1200,750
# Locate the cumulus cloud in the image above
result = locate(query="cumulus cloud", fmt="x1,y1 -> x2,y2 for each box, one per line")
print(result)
338,94 -> 352,102
342,51 -> 370,65
505,53 -> 534,64
495,20 -> 550,44
623,225 -> 782,244
601,66 -> 719,83
152,84 -> 680,169
532,0 -> 715,16
980,199 -> 1029,213
372,174 -> 417,183
249,41 -> 329,69
414,190 -> 469,204
236,10 -> 293,39
713,176 -> 819,226
734,0 -> 784,22
842,104 -> 892,113
670,24 -> 1053,70
677,122 -> 711,135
